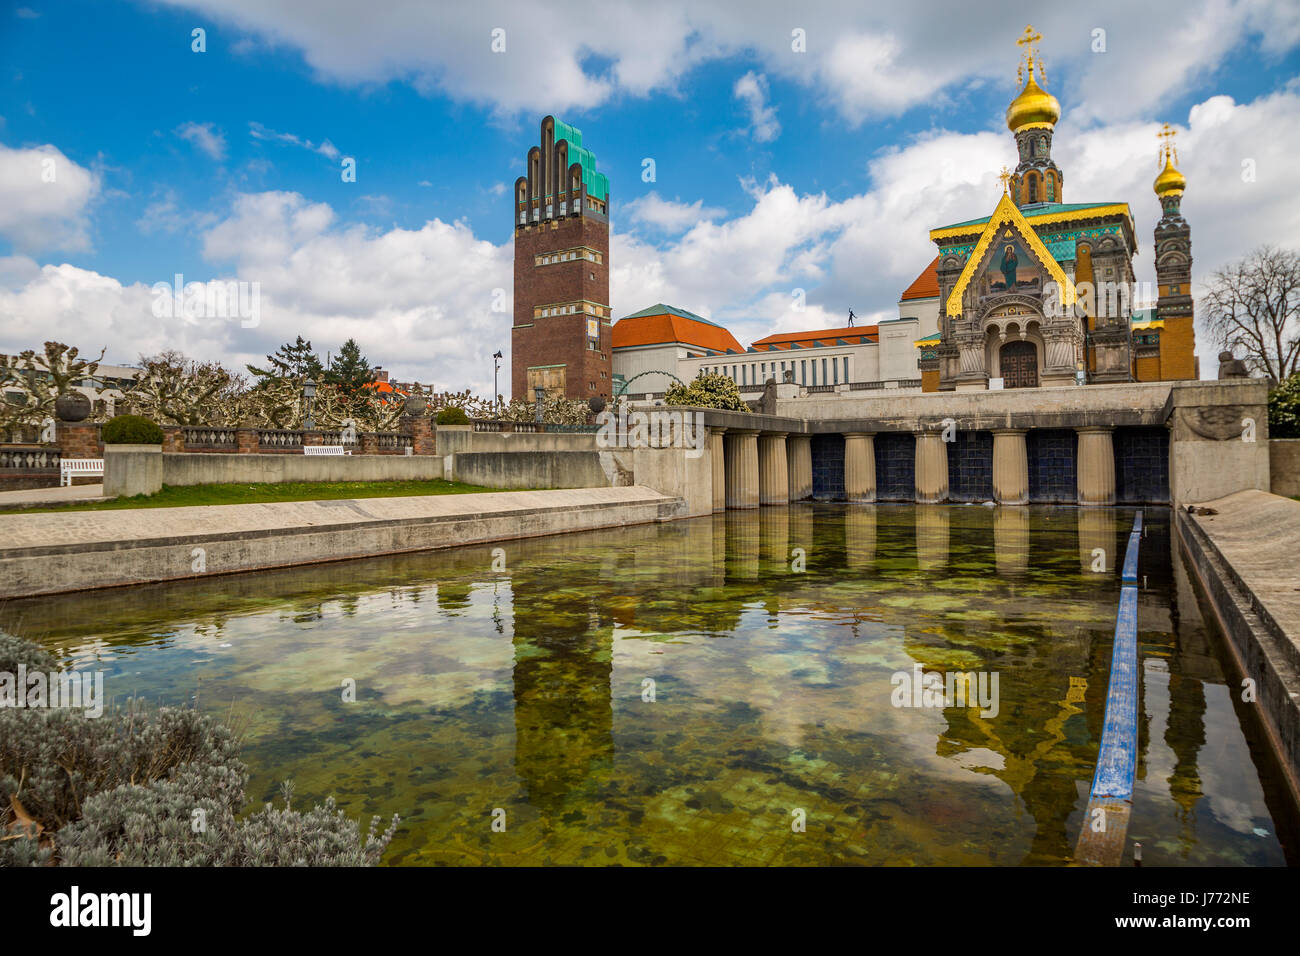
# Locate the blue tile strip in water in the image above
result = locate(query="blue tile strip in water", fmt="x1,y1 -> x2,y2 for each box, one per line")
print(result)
1090,511 -> 1143,801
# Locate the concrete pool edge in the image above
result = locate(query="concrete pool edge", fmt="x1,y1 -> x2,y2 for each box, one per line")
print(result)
0,486 -> 685,598
1175,490 -> 1300,806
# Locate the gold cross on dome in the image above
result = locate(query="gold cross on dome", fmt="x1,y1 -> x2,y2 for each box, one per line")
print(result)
1017,25 -> 1042,57
998,166 -> 1012,193
1158,122 -> 1179,164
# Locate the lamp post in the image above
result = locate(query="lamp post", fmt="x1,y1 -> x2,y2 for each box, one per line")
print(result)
302,378 -> 316,430
493,350 -> 503,419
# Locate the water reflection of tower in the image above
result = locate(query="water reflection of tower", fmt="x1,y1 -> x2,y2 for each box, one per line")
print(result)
509,569 -> 614,813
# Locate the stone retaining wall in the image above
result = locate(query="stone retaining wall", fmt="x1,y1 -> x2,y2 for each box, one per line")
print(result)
1175,490 -> 1300,802
0,486 -> 682,597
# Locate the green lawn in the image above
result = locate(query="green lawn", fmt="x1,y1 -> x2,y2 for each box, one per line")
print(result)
7,479 -> 507,514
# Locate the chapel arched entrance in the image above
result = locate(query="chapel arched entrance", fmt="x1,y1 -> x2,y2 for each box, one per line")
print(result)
999,340 -> 1039,389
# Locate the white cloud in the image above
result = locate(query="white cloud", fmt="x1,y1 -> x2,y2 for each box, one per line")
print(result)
175,121 -> 227,161
248,121 -> 341,160
151,0 -> 1300,125
136,187 -> 219,235
622,193 -> 727,233
733,71 -> 780,143
0,143 -> 98,252
2,189 -> 513,392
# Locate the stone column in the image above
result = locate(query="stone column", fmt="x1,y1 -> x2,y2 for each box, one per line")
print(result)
844,432 -> 876,503
724,430 -> 760,509
992,429 -> 1029,505
1077,427 -> 1116,505
710,428 -> 727,513
914,431 -> 949,503
725,509 -> 761,578
915,505 -> 950,571
360,433 -> 380,455
786,434 -> 813,501
758,432 -> 789,505
993,507 -> 1030,577
788,502 -> 814,557
1078,507 -> 1119,575
759,507 -> 790,569
845,506 -> 877,569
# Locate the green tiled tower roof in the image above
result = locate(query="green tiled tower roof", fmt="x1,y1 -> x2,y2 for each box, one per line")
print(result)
554,118 -> 609,202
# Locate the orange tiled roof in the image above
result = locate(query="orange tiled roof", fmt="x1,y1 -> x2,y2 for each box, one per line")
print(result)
901,256 -> 940,301
612,308 -> 743,353
750,325 -> 879,350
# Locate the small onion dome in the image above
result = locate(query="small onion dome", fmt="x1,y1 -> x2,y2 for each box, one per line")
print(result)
1006,72 -> 1060,132
1153,154 -> 1187,197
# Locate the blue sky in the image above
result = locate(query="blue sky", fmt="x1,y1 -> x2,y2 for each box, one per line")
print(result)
2,0 -> 1299,392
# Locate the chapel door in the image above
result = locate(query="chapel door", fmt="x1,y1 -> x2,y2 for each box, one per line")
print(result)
1000,341 -> 1038,389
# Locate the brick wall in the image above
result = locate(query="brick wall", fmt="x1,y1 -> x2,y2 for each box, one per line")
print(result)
511,214 -> 612,402
56,422 -> 101,459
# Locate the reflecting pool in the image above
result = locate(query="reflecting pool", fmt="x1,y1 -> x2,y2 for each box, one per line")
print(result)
2,504 -> 1295,865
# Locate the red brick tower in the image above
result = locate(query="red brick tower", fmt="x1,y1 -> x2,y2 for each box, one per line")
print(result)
512,116 -> 611,402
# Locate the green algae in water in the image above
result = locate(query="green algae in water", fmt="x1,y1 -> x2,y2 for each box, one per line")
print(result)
3,504 -> 1296,866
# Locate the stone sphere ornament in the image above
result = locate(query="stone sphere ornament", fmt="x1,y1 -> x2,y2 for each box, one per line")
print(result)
55,391 -> 92,422
588,396 -> 606,414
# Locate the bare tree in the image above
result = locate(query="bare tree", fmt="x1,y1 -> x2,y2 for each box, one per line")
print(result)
0,342 -> 106,437
1201,245 -> 1300,381
125,351 -> 251,426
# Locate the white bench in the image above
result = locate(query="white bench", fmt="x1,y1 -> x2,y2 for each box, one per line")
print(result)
60,458 -> 104,486
303,445 -> 351,456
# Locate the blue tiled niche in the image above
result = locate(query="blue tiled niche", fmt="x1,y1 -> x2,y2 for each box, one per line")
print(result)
874,432 -> 916,501
1114,426 -> 1170,503
946,430 -> 994,502
1027,429 -> 1078,503
811,434 -> 845,500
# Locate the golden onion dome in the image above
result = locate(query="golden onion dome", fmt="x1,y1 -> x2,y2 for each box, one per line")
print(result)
1153,153 -> 1186,197
1006,72 -> 1060,133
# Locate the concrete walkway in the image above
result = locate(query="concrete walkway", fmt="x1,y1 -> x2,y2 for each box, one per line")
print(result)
0,485 -> 682,598
0,483 -> 108,509
1188,490 -> 1300,650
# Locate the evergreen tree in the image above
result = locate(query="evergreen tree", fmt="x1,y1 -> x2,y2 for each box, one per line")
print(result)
323,338 -> 374,395
246,336 -> 324,381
